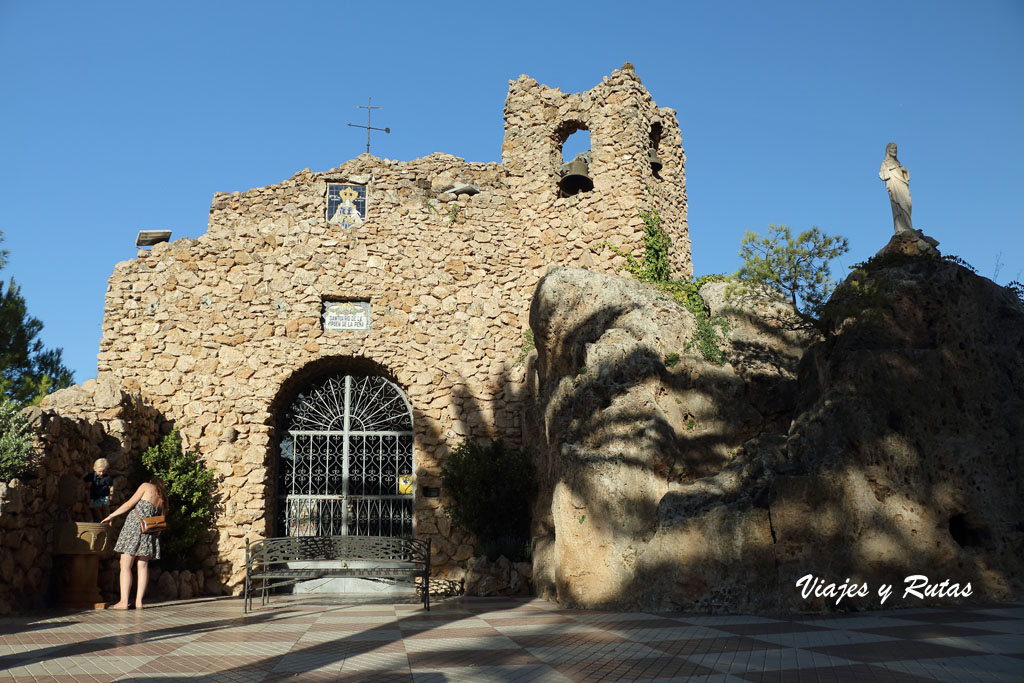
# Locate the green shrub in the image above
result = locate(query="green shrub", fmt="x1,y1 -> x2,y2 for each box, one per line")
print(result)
0,397 -> 33,481
440,438 -> 536,561
133,428 -> 217,569
662,275 -> 731,365
474,536 -> 533,563
942,254 -> 977,273
836,251 -> 1011,329
687,313 -> 730,365
850,251 -> 931,273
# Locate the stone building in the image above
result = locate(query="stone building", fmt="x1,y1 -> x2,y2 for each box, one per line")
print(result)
2,64 -> 690,604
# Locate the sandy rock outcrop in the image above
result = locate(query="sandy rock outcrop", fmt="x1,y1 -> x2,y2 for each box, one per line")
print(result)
775,240 -> 1024,608
528,267 -> 802,609
529,242 -> 1024,612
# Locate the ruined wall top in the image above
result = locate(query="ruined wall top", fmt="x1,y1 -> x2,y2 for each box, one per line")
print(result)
192,64 -> 689,277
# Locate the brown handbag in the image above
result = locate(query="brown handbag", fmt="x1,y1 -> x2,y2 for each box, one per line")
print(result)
140,515 -> 166,534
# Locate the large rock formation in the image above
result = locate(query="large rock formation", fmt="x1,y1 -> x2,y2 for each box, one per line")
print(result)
527,267 -> 803,610
774,240 -> 1024,608
528,244 -> 1024,612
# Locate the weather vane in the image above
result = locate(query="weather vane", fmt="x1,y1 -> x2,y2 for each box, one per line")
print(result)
347,97 -> 390,155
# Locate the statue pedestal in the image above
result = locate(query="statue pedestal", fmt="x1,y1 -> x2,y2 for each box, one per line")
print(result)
877,229 -> 941,259
54,522 -> 116,609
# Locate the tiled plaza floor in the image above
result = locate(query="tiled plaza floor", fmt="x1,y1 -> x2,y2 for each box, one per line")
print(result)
0,596 -> 1021,682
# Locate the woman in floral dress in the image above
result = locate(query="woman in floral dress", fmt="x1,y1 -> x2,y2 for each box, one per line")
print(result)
102,478 -> 167,609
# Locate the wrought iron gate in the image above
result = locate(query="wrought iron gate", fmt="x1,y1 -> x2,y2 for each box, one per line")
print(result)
276,374 -> 414,538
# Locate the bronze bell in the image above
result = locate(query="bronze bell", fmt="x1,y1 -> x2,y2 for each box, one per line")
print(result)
558,153 -> 594,197
648,148 -> 663,174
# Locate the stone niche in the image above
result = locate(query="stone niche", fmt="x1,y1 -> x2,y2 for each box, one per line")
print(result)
67,64 -> 693,596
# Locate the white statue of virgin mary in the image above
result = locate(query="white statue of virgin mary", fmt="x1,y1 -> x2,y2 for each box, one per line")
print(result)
879,142 -> 912,233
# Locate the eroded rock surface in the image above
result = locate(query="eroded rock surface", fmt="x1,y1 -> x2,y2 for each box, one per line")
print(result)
529,252 -> 1024,612
776,248 -> 1024,609
528,267 -> 802,609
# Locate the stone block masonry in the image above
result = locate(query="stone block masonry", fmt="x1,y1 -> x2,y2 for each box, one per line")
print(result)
0,379 -> 162,613
18,64 -> 691,600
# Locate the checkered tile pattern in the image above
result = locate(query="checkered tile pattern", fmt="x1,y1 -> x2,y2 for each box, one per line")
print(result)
0,597 -> 1020,681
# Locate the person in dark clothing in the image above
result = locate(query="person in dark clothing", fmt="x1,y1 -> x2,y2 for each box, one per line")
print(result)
84,458 -> 114,522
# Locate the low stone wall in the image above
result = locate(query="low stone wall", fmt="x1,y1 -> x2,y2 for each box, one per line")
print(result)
0,477 -> 45,614
464,556 -> 533,597
0,380 -> 169,614
149,567 -> 207,602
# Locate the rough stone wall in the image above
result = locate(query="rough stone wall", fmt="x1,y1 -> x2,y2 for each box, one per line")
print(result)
503,64 -> 689,278
90,65 -> 689,593
0,379 -> 162,614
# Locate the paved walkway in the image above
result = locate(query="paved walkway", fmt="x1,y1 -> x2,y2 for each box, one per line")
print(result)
0,596 -> 1021,681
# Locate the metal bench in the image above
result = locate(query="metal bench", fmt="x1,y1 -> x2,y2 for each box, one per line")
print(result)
244,535 -> 430,613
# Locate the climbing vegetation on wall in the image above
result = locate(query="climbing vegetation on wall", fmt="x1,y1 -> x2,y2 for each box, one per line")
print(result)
604,210 -> 731,364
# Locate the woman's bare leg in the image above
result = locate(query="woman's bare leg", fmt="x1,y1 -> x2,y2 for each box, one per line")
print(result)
135,558 -> 149,609
110,553 -> 134,609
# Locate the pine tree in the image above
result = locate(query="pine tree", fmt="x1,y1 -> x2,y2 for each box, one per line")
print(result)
734,224 -> 849,333
0,231 -> 73,405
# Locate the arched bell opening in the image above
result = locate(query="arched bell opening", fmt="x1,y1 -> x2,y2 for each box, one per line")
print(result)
266,357 -> 415,540
554,121 -> 593,198
649,121 -> 664,179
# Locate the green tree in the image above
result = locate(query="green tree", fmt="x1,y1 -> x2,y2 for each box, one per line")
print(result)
134,428 -> 217,569
440,438 -> 536,561
0,231 -> 74,405
0,396 -> 34,481
733,224 -> 849,333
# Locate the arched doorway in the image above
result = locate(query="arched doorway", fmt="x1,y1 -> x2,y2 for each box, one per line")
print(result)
276,373 -> 414,538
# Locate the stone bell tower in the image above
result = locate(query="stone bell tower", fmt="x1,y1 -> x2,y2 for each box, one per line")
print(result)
501,63 -> 691,279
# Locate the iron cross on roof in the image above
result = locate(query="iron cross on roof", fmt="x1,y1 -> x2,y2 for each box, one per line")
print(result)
347,97 -> 390,155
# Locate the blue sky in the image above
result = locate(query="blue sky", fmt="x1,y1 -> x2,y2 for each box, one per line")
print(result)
1,1 -> 1022,385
